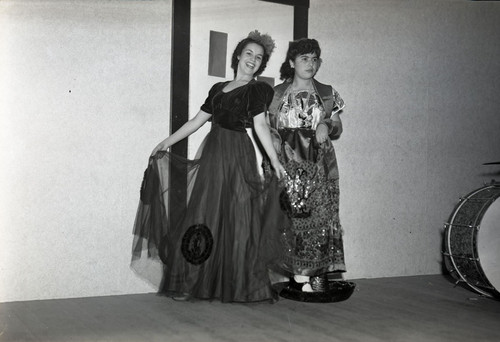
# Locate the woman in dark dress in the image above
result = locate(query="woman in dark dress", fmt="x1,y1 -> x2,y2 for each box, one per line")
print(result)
267,38 -> 346,294
132,31 -> 286,303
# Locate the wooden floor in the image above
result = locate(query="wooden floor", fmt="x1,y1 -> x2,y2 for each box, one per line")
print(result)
1,275 -> 499,342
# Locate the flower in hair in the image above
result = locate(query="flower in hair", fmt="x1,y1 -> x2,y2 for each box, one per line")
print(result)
247,30 -> 276,56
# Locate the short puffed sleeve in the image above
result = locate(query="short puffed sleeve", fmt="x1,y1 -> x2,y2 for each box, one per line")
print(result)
331,87 -> 345,115
247,81 -> 274,117
200,82 -> 224,114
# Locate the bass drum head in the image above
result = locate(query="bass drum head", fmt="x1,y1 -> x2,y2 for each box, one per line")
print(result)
477,196 -> 500,292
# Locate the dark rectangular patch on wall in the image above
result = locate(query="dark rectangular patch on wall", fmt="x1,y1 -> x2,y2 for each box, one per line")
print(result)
257,76 -> 275,87
208,31 -> 228,77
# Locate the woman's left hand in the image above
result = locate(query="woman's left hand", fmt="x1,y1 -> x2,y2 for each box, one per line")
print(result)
272,160 -> 286,180
316,123 -> 329,144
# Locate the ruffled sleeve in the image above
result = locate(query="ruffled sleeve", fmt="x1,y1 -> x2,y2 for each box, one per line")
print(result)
331,87 -> 345,115
200,82 -> 224,114
247,81 -> 274,117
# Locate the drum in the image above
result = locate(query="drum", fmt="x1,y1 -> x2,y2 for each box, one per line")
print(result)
443,182 -> 500,299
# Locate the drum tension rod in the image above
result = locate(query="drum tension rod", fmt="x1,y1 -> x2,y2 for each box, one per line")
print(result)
442,251 -> 479,261
455,255 -> 478,261
443,222 -> 479,230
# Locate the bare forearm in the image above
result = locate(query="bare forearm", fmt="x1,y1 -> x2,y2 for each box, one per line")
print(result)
254,118 -> 280,164
162,120 -> 202,147
253,113 -> 285,178
151,111 -> 210,155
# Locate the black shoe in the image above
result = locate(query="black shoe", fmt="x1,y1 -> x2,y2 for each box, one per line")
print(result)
171,293 -> 191,301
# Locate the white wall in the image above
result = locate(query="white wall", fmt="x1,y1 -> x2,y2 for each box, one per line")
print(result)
310,0 -> 500,279
1,0 -> 499,303
0,0 -> 172,302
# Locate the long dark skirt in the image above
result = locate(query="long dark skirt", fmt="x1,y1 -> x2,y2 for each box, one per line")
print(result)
132,125 -> 287,303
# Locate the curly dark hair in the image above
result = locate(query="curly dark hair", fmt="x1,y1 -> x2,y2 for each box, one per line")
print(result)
279,38 -> 322,81
230,37 -> 271,78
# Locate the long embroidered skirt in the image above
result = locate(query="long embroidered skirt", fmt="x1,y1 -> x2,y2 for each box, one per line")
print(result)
276,128 -> 346,276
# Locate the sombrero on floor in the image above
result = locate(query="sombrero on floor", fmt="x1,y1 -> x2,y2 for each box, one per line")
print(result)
274,279 -> 356,303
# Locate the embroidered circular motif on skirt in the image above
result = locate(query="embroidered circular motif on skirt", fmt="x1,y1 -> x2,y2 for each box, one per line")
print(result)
181,224 -> 213,265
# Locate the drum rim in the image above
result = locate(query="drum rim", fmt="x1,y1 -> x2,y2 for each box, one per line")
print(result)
444,184 -> 500,298
477,197 -> 500,292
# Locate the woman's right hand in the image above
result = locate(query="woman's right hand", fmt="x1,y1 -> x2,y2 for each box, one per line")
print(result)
151,139 -> 170,157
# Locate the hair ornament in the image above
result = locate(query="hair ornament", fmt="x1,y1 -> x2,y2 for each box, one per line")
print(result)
247,30 -> 276,56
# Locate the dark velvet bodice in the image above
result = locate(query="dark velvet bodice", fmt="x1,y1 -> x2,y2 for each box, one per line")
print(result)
201,80 -> 274,132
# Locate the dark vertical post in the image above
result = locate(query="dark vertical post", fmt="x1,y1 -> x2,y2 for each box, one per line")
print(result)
169,0 -> 190,226
257,0 -> 309,39
293,5 -> 308,40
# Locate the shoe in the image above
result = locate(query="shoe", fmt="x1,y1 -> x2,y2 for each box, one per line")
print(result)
310,275 -> 328,292
171,293 -> 191,301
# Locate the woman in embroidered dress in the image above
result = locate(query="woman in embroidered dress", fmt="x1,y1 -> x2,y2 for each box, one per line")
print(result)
267,38 -> 346,294
132,31 -> 286,303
